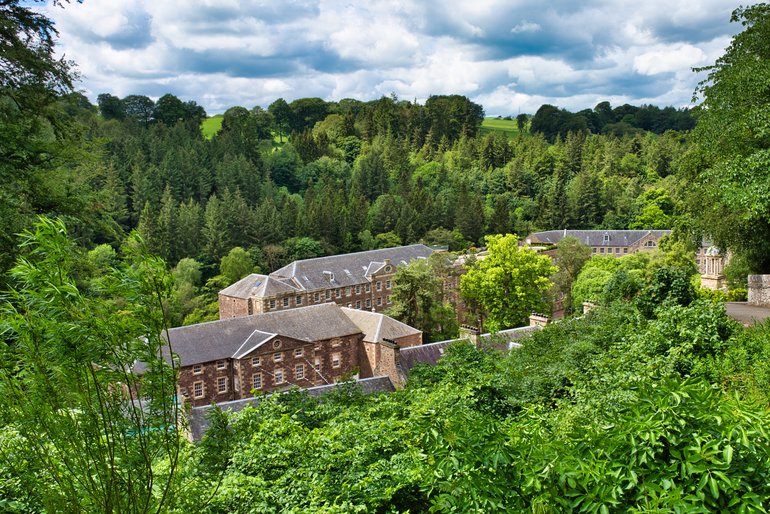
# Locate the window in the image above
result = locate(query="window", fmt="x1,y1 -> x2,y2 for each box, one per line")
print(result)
269,299 -> 276,309
600,248 -> 605,253
314,292 -> 320,302
296,295 -> 303,305
294,348 -> 303,358
365,284 -> 371,293
336,288 -> 342,298
217,376 -> 228,394
325,290 -> 331,299
331,353 -> 341,368
193,364 -> 202,375
623,248 -> 628,254
273,352 -> 282,363
252,356 -> 261,367
376,281 -> 382,291
355,285 -> 361,294
274,369 -> 284,385
252,373 -> 262,390
592,248 -> 597,253
645,240 -> 656,247
366,298 -> 371,308
295,363 -> 305,380
385,265 -> 392,273
314,358 -> 320,371
355,300 -> 361,309
386,280 -> 391,289
603,233 -> 610,243
615,248 -> 620,254
193,381 -> 203,398
216,360 -> 226,370
332,338 -> 341,347
273,339 -> 282,349
283,297 -> 290,307
376,297 -> 382,306
345,287 -> 351,296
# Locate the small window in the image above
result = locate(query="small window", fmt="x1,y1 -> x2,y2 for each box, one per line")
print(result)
269,299 -> 276,309
217,376 -> 228,394
355,300 -> 361,309
252,373 -> 262,390
295,363 -> 305,380
331,353 -> 341,368
325,290 -> 331,300
193,364 -> 202,375
365,284 -> 371,293
645,240 -> 656,247
592,248 -> 597,253
274,369 -> 284,385
314,292 -> 320,302
623,248 -> 628,254
294,348 -> 303,358
314,358 -> 320,371
386,280 -> 391,289
336,288 -> 342,298
273,339 -> 282,349
345,287 -> 351,296
615,248 -> 620,254
603,233 -> 610,243
385,265 -> 392,273
216,360 -> 226,370
376,281 -> 382,291
283,297 -> 289,307
366,298 -> 371,308
355,285 -> 361,294
273,352 -> 282,363
193,381 -> 204,398
600,248 -> 605,253
376,297 -> 382,306
252,356 -> 261,367
296,295 -> 303,305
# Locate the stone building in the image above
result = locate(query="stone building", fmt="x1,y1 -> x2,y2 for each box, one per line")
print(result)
163,303 -> 421,407
219,244 -> 434,319
525,229 -> 671,257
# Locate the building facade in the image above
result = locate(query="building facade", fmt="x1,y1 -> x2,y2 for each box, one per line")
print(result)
219,244 -> 435,319
525,229 -> 671,257
165,303 -> 421,407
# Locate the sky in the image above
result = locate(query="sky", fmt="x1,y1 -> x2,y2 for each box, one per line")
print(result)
41,0 -> 742,116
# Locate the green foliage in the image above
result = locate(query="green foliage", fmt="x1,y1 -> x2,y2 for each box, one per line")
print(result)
0,218 -> 184,512
219,246 -> 256,284
461,234 -> 556,331
552,236 -> 592,315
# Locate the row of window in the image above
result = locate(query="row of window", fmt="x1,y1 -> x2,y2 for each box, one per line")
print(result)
191,354 -> 343,399
592,247 -> 629,255
266,281 -> 393,310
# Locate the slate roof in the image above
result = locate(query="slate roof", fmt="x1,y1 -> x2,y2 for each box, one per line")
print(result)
161,303 -> 362,367
399,325 -> 541,373
270,244 -> 434,291
219,274 -> 299,300
340,307 -> 422,344
527,229 -> 671,247
187,376 -> 396,440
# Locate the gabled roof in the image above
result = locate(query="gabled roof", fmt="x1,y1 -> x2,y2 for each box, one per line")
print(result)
526,230 -> 671,247
340,307 -> 421,344
219,274 -> 299,299
270,244 -> 434,291
161,303 -> 362,366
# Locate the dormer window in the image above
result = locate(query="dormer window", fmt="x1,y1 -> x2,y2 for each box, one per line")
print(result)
603,233 -> 610,243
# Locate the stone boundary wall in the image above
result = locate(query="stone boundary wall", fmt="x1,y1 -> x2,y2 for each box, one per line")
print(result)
748,275 -> 770,307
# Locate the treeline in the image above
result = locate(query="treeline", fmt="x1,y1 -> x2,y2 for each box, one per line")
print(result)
531,101 -> 696,142
75,94 -> 690,278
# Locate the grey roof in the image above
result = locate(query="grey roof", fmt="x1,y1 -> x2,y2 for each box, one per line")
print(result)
527,230 -> 671,247
219,274 -> 299,300
162,303 -> 362,367
340,307 -> 422,344
187,376 -> 396,440
270,244 -> 434,291
399,325 -> 541,373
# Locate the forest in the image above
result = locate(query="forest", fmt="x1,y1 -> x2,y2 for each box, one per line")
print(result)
2,0 -> 770,512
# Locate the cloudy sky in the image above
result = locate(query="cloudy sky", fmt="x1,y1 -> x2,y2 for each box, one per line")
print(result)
42,0 -> 741,115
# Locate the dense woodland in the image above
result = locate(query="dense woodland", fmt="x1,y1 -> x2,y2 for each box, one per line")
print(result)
2,0 -> 770,512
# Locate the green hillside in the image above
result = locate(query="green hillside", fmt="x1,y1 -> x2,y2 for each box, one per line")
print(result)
201,114 -> 223,139
480,117 -> 524,138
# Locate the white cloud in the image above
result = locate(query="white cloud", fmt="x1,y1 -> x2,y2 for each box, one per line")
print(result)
510,21 -> 541,34
633,43 -> 708,75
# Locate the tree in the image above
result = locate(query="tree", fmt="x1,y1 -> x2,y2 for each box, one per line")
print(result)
268,98 -> 292,142
386,256 -> 458,341
460,234 -> 556,331
219,246 -> 255,284
153,93 -> 187,125
97,93 -> 125,120
122,94 -> 154,126
0,218 -> 183,512
552,236 -> 592,315
688,3 -> 770,273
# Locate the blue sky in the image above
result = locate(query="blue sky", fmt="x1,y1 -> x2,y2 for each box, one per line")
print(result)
43,0 -> 741,115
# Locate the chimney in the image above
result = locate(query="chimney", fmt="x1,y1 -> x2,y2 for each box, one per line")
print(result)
529,313 -> 550,327
459,324 -> 481,347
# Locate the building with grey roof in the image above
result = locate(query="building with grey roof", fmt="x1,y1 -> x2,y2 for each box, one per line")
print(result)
525,229 -> 671,257
219,244 -> 434,319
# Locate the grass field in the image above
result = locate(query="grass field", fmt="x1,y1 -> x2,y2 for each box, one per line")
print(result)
480,117 -> 524,138
201,114 -> 223,139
